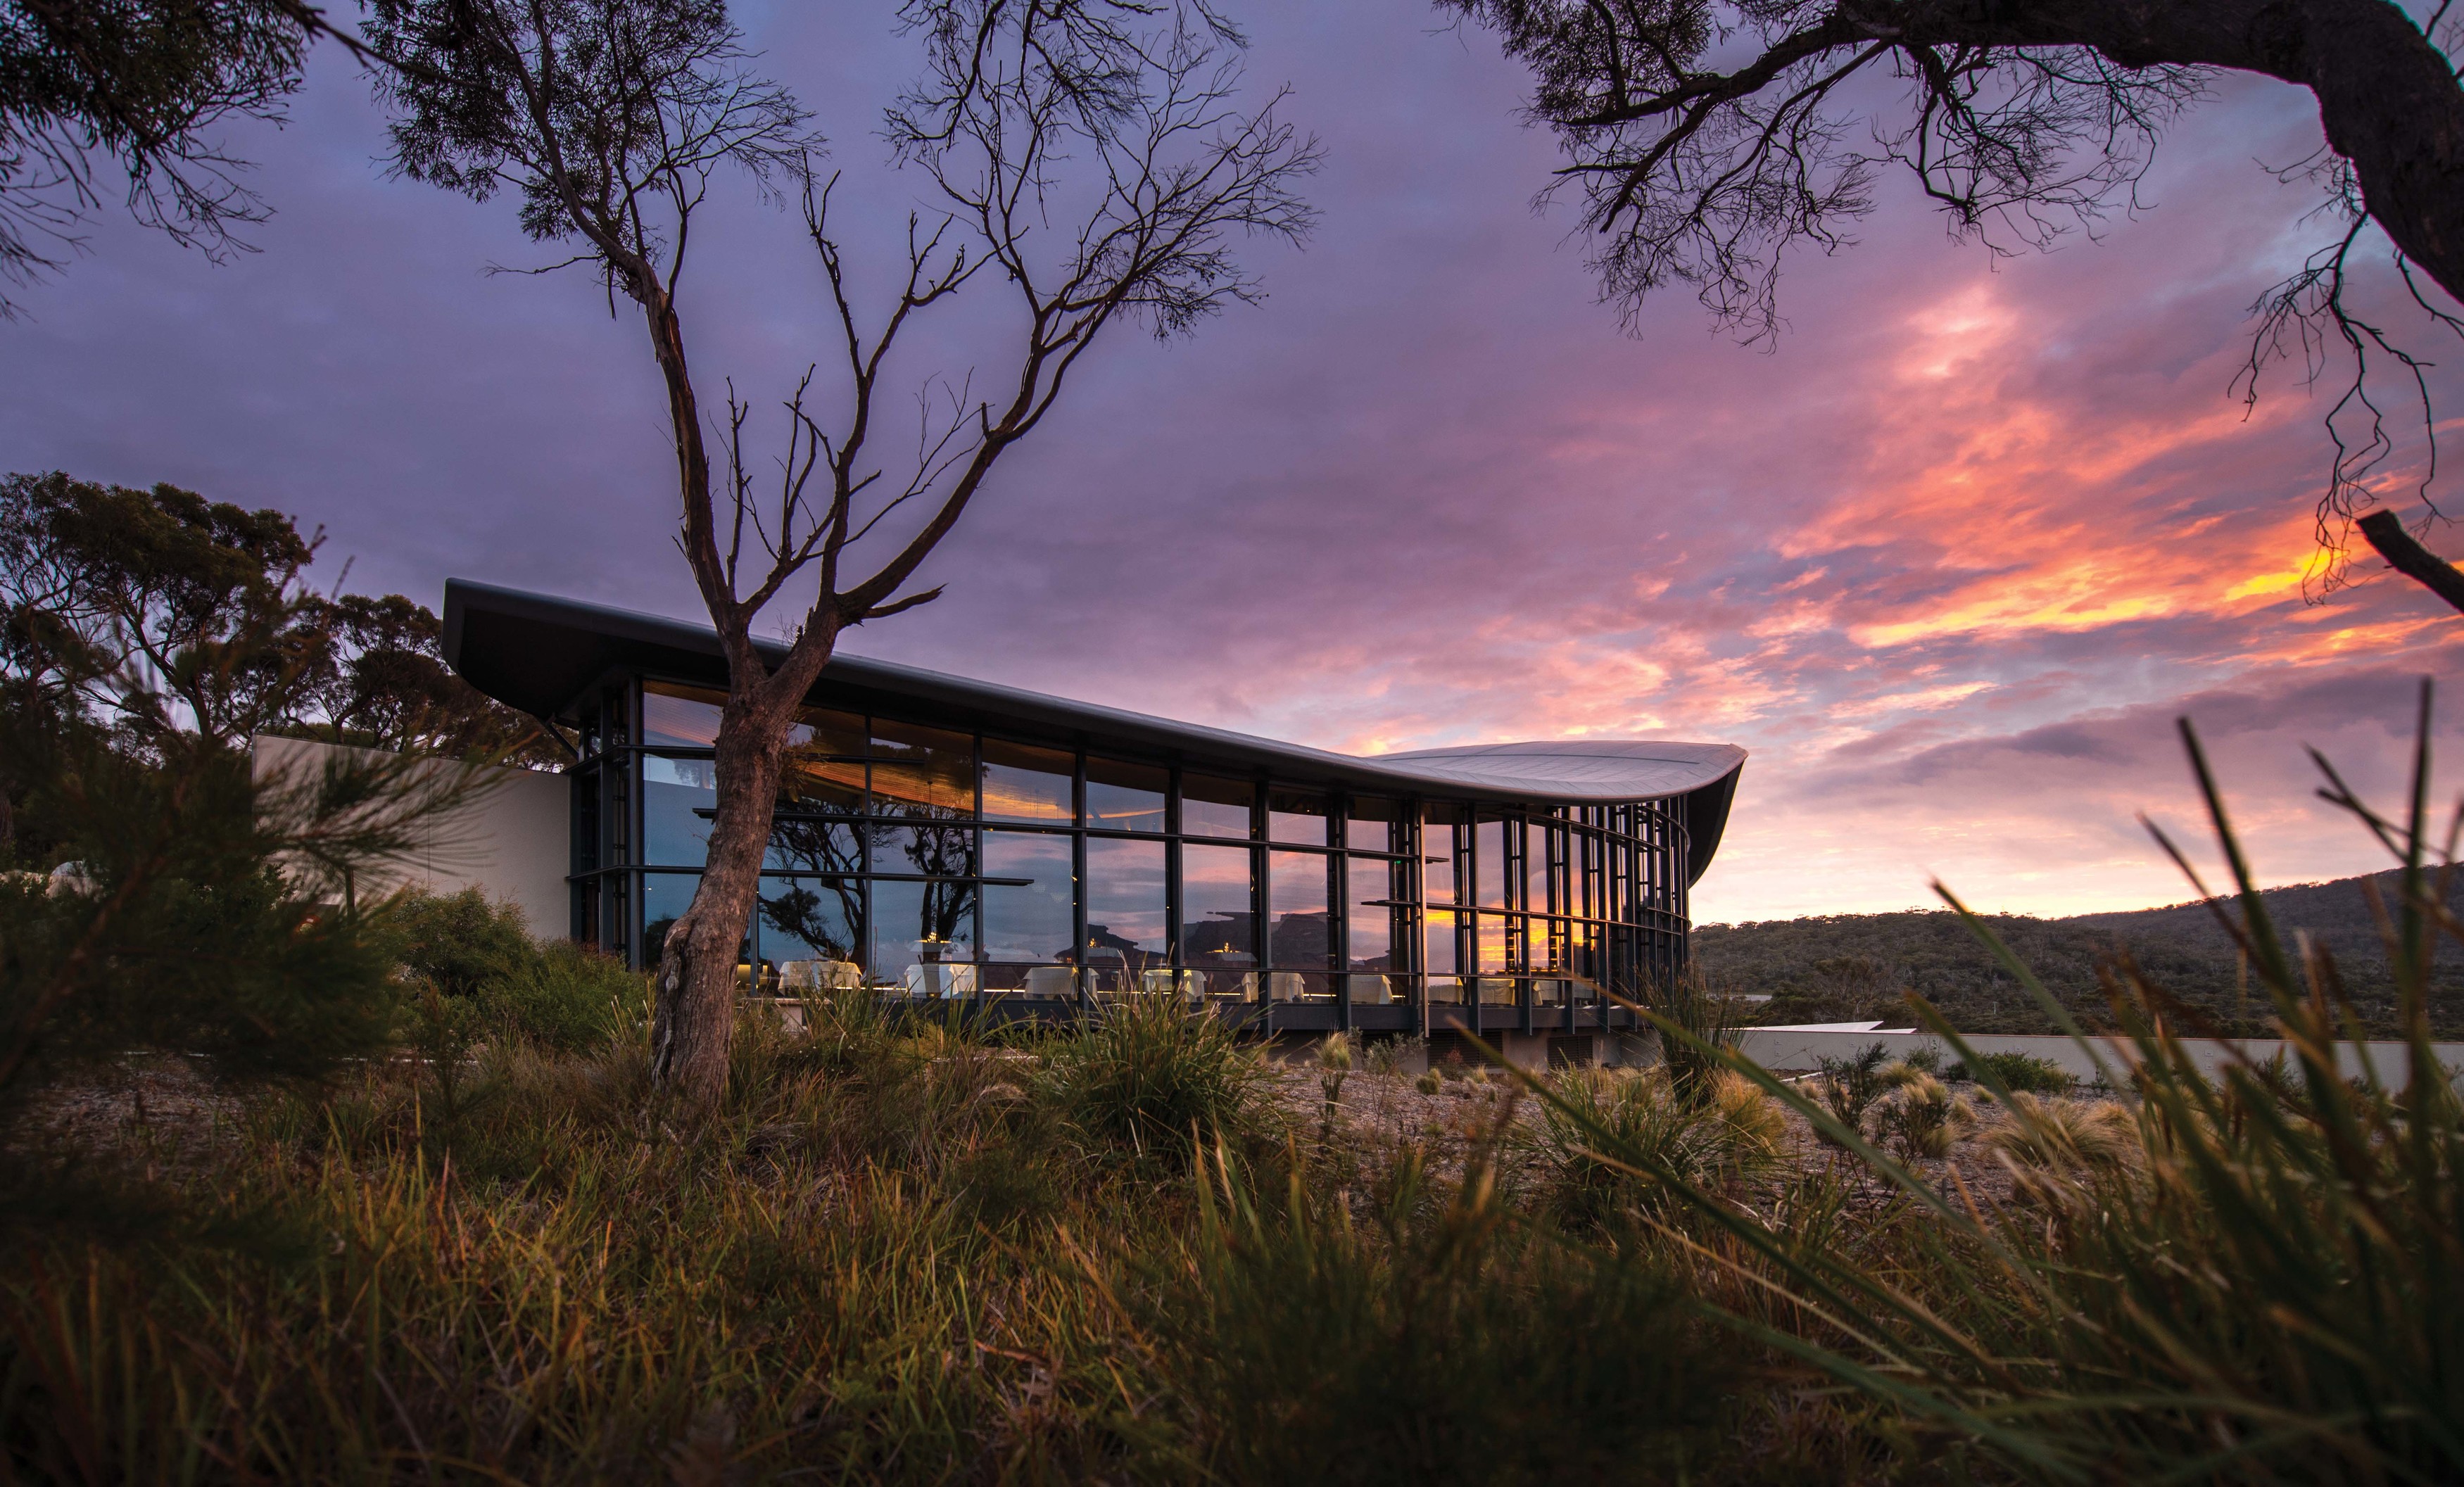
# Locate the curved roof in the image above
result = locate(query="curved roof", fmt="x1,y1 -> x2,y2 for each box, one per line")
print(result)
1379,740 -> 1748,801
443,579 -> 1748,883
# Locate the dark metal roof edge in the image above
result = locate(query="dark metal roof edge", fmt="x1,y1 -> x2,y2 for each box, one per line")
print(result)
441,578 -> 1749,812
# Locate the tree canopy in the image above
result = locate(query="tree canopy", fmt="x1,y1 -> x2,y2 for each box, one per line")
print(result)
0,469 -> 562,777
1448,0 -> 2464,588
0,0 -> 374,311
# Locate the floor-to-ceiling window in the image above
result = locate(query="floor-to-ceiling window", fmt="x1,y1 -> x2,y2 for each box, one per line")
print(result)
573,674 -> 1691,1017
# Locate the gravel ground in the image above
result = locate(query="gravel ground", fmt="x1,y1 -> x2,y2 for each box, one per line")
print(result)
1263,1058 -> 2049,1212
11,1057 -> 246,1177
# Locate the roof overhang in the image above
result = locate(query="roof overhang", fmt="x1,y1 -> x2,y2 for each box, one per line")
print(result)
443,578 -> 1748,883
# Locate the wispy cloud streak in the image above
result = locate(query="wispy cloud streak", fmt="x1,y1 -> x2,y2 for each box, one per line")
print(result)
0,2 -> 2454,923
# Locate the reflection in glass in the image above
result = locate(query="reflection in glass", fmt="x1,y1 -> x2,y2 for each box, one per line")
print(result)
1528,821 -> 1555,915
1268,850 -> 1332,968
1424,909 -> 1458,977
643,754 -> 715,866
982,740 -> 1073,823
1182,843 -> 1256,999
1085,838 -> 1167,985
1568,920 -> 1598,1001
767,816 -> 861,875
983,830 -> 1073,963
871,720 -> 973,816
642,873 -> 700,963
1533,918 -> 1567,972
643,681 -> 724,747
1475,814 -> 1506,906
1182,775 -> 1254,838
1348,855 -> 1395,972
1346,796 -> 1398,853
790,706 -> 865,757
1085,757 -> 1166,833
871,878 -> 975,987
1609,842 -> 1630,927
1268,790 -> 1328,845
1474,913 -> 1510,974
1582,831 -> 1600,920
757,875 -> 859,966
780,751 -> 864,814
1423,804 -> 1462,905
884,822 -> 976,880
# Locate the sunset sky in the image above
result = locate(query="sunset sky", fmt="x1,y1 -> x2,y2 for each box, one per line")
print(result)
6,0 -> 2461,925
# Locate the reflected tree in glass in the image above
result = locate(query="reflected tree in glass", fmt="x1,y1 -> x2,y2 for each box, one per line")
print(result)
759,876 -> 858,963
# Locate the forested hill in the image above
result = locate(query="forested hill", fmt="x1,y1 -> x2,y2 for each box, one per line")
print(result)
1693,869 -> 2464,1037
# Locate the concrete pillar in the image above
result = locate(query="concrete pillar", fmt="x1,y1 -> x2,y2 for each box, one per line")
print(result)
1499,1032 -> 1550,1071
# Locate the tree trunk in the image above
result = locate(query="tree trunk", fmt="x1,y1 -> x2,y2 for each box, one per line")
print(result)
1940,0 -> 2464,307
2285,0 -> 2464,306
647,625 -> 845,1104
647,686 -> 790,1101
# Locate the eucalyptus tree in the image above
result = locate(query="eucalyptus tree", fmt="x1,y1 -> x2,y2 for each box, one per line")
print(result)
1447,0 -> 2464,602
0,0 -> 379,312
366,0 -> 1317,1101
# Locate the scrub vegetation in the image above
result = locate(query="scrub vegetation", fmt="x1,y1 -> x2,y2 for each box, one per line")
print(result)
4,605 -> 2460,1481
1700,868 -> 2464,1037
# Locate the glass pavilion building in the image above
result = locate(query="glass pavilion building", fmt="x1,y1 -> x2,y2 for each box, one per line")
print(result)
443,581 -> 1745,1037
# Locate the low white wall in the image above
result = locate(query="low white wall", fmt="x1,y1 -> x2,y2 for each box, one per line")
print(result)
1732,1027 -> 2464,1086
251,735 -> 570,941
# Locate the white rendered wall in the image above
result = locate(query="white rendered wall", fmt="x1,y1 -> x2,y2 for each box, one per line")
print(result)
250,735 -> 570,941
1731,1027 -> 2464,1087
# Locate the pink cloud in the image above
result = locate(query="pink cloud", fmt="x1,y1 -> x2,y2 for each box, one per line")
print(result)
0,2 -> 2457,925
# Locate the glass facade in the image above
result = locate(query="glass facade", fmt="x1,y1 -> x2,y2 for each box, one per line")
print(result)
562,676 -> 1695,1027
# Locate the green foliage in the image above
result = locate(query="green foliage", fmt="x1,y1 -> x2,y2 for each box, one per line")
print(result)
382,885 -> 532,999
1637,968 -> 1739,1105
1877,1070 -> 1958,1160
0,470 -> 560,768
1812,1040 -> 1893,1141
0,705 -> 434,1111
0,1 -> 317,310
1947,1049 -> 2076,1094
483,939 -> 646,1053
383,887 -> 643,1053
1150,1149 -> 1734,1485
0,1025 -> 1151,1482
0,635 -> 491,1247
1534,1067 -> 1780,1231
1043,993 -> 1268,1167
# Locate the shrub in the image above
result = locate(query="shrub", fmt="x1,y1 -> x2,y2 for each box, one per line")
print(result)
379,890 -> 644,1053
1812,1041 -> 1893,1142
383,887 -> 535,1000
1946,1049 -> 2076,1094
481,940 -> 646,1053
1043,993 -> 1265,1165
1639,970 -> 1740,1104
1878,1071 -> 1957,1160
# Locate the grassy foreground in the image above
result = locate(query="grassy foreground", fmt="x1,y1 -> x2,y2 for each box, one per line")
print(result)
3,993 -> 1816,1484
5,711 -> 2463,1483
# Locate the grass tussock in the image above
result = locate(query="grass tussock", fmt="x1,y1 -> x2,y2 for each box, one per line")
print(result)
1040,991 -> 1274,1169
1142,1146 -> 1740,1486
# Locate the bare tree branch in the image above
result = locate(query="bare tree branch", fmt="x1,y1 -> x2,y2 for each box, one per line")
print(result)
368,0 -> 1314,1101
1449,0 -> 2464,600
2359,507 -> 2464,614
